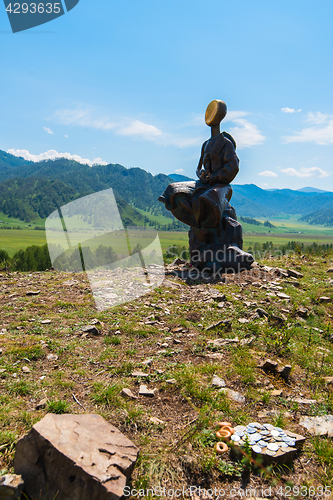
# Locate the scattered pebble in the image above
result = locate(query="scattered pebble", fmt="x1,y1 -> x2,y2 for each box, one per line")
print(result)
139,385 -> 156,397
121,388 -> 137,400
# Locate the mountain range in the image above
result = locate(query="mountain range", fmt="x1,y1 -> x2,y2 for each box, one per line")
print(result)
0,150 -> 332,226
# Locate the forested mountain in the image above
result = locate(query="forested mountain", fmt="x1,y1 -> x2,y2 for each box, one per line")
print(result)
0,154 -> 171,215
232,185 -> 333,217
300,207 -> 333,226
0,149 -> 332,224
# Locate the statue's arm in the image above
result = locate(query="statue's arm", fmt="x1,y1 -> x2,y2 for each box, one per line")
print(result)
196,141 -> 206,179
209,139 -> 239,185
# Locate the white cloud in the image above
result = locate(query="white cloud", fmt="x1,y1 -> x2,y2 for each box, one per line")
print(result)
175,168 -> 184,173
7,149 -> 107,167
283,111 -> 333,144
117,120 -> 162,139
281,107 -> 301,113
229,118 -> 266,148
306,112 -> 329,124
43,127 -> 54,135
53,106 -> 264,149
258,170 -> 278,177
223,110 -> 248,122
54,107 -> 116,130
280,167 -> 329,178
64,134 -> 68,138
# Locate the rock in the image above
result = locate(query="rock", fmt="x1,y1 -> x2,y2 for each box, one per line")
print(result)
41,319 -> 51,324
141,359 -> 153,366
211,293 -> 227,302
269,314 -> 287,325
279,365 -> 292,382
36,398 -> 47,410
220,388 -> 245,403
149,417 -> 165,425
81,325 -> 100,335
46,354 -> 58,362
287,269 -> 303,279
26,290 -> 40,296
205,353 -> 224,360
326,268 -> 333,273
319,296 -> 331,303
276,292 -> 290,300
260,359 -> 278,373
274,267 -> 288,278
205,320 -> 226,331
0,474 -> 24,499
207,337 -> 239,347
211,375 -> 226,387
270,389 -> 283,397
238,318 -> 249,324
139,385 -> 156,397
165,379 -> 177,384
299,415 -> 333,436
324,377 -> 333,386
0,368 -> 6,374
22,366 -> 30,373
14,414 -> 138,500
131,371 -> 149,378
256,308 -> 268,318
121,388 -> 137,400
240,336 -> 255,346
292,397 -> 317,405
297,307 -> 308,318
172,258 -> 186,265
258,409 -> 280,418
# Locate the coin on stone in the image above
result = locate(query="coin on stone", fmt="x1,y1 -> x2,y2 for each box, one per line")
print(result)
266,450 -> 277,457
258,440 -> 267,448
264,424 -> 274,430
252,445 -> 262,454
251,433 -> 261,442
267,443 -> 279,452
231,435 -> 241,442
271,430 -> 280,437
234,425 -> 246,433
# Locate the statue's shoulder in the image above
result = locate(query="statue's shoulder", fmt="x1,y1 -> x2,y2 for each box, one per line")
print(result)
222,131 -> 237,150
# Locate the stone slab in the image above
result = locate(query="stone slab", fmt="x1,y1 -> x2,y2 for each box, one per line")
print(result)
0,474 -> 24,500
299,415 -> 333,437
14,413 -> 139,500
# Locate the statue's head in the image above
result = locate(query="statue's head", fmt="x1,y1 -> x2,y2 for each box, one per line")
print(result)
205,100 -> 227,126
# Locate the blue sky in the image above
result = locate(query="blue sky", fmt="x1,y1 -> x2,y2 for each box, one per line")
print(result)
1,0 -> 333,190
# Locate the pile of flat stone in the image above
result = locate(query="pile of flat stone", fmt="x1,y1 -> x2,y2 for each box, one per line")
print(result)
231,422 -> 305,465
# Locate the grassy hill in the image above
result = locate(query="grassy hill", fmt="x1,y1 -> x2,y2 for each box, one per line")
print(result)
300,207 -> 333,227
1,150 -> 332,225
0,251 -> 333,490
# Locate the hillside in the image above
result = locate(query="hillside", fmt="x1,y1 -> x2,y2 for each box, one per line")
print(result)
1,252 -> 333,491
1,150 -> 333,224
300,207 -> 333,226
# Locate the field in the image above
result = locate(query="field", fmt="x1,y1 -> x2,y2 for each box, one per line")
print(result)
1,251 -> 333,493
1,214 -> 333,257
